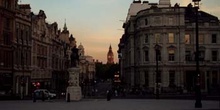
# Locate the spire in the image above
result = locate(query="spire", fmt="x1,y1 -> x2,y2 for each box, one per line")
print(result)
109,44 -> 112,50
63,19 -> 67,31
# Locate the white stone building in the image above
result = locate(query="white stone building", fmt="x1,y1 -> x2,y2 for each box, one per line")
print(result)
118,0 -> 220,94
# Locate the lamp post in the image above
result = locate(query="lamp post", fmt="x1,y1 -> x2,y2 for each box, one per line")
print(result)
192,0 -> 202,108
154,44 -> 160,99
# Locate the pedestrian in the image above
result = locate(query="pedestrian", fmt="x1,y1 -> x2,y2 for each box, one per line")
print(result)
41,91 -> 45,101
115,90 -> 118,97
107,90 -> 112,101
33,92 -> 36,102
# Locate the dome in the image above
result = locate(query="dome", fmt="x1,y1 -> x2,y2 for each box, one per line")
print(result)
78,43 -> 84,49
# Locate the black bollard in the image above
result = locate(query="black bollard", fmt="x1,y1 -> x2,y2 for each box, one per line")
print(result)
42,92 -> 45,102
67,93 -> 70,102
107,90 -> 111,101
33,92 -> 36,102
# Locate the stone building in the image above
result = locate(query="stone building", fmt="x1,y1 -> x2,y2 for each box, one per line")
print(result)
0,0 -> 95,98
118,0 -> 220,94
78,43 -> 96,96
14,3 -> 32,97
51,23 -> 70,95
0,0 -> 16,96
31,10 -> 71,95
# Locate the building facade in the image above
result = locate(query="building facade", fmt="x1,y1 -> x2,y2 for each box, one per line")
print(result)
31,10 -> 53,91
14,3 -> 32,97
0,1 -> 96,98
0,0 -> 16,96
119,1 -> 220,94
78,43 -> 96,96
31,10 -> 70,95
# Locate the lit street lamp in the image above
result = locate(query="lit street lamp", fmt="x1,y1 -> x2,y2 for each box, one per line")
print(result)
192,0 -> 202,108
154,44 -> 160,99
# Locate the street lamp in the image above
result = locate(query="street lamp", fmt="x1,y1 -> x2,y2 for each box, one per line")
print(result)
154,44 -> 160,99
192,0 -> 202,108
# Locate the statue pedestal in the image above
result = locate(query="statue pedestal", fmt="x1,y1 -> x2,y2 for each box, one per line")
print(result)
66,67 -> 82,101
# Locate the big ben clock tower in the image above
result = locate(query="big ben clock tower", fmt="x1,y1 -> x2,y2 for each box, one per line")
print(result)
107,45 -> 114,64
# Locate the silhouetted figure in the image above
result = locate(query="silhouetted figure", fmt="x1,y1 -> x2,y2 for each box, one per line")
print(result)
33,92 -> 36,102
70,46 -> 79,67
41,91 -> 45,101
107,90 -> 112,101
67,93 -> 70,102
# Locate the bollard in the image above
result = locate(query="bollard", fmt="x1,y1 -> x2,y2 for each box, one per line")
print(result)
42,92 -> 45,102
33,92 -> 36,102
67,93 -> 70,102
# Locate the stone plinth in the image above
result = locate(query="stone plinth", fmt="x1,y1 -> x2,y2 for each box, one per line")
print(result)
66,67 -> 82,101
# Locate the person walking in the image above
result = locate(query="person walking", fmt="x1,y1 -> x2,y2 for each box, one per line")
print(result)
106,90 -> 112,101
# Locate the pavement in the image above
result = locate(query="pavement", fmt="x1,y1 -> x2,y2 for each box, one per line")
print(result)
0,99 -> 219,110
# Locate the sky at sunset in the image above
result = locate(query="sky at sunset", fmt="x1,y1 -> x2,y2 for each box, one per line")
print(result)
21,0 -> 220,63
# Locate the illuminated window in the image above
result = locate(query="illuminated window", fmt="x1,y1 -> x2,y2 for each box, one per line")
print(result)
168,33 -> 174,43
185,34 -> 190,44
199,34 -> 204,44
168,50 -> 175,61
155,33 -> 160,43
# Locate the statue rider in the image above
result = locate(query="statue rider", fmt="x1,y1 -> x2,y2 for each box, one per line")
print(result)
70,46 -> 79,67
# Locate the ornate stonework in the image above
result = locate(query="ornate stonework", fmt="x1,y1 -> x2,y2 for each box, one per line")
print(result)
66,67 -> 82,101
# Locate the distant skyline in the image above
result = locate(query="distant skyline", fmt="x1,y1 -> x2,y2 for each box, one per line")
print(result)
21,0 -> 220,63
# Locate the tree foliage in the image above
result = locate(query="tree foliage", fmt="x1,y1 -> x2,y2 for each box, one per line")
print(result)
95,63 -> 119,80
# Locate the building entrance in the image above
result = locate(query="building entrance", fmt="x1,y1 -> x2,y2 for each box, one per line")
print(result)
185,71 -> 196,93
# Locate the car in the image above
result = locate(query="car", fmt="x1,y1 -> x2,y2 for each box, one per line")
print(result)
33,89 -> 56,99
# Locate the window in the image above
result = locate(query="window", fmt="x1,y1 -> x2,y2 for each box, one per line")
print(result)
168,17 -> 173,25
3,0 -> 10,9
3,18 -> 11,30
168,33 -> 174,43
16,23 -> 20,42
137,50 -> 140,62
185,34 -> 190,44
212,34 -> 217,43
145,18 -> 148,25
154,17 -> 161,25
155,33 -> 160,43
199,34 -> 204,44
168,50 -> 175,61
156,50 -> 161,61
212,71 -> 218,87
199,51 -> 205,61
212,51 -> 218,61
144,50 -> 149,61
3,32 -> 11,45
169,70 -> 175,87
157,71 -> 161,83
185,51 -> 191,61
145,71 -> 149,86
145,34 -> 148,43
